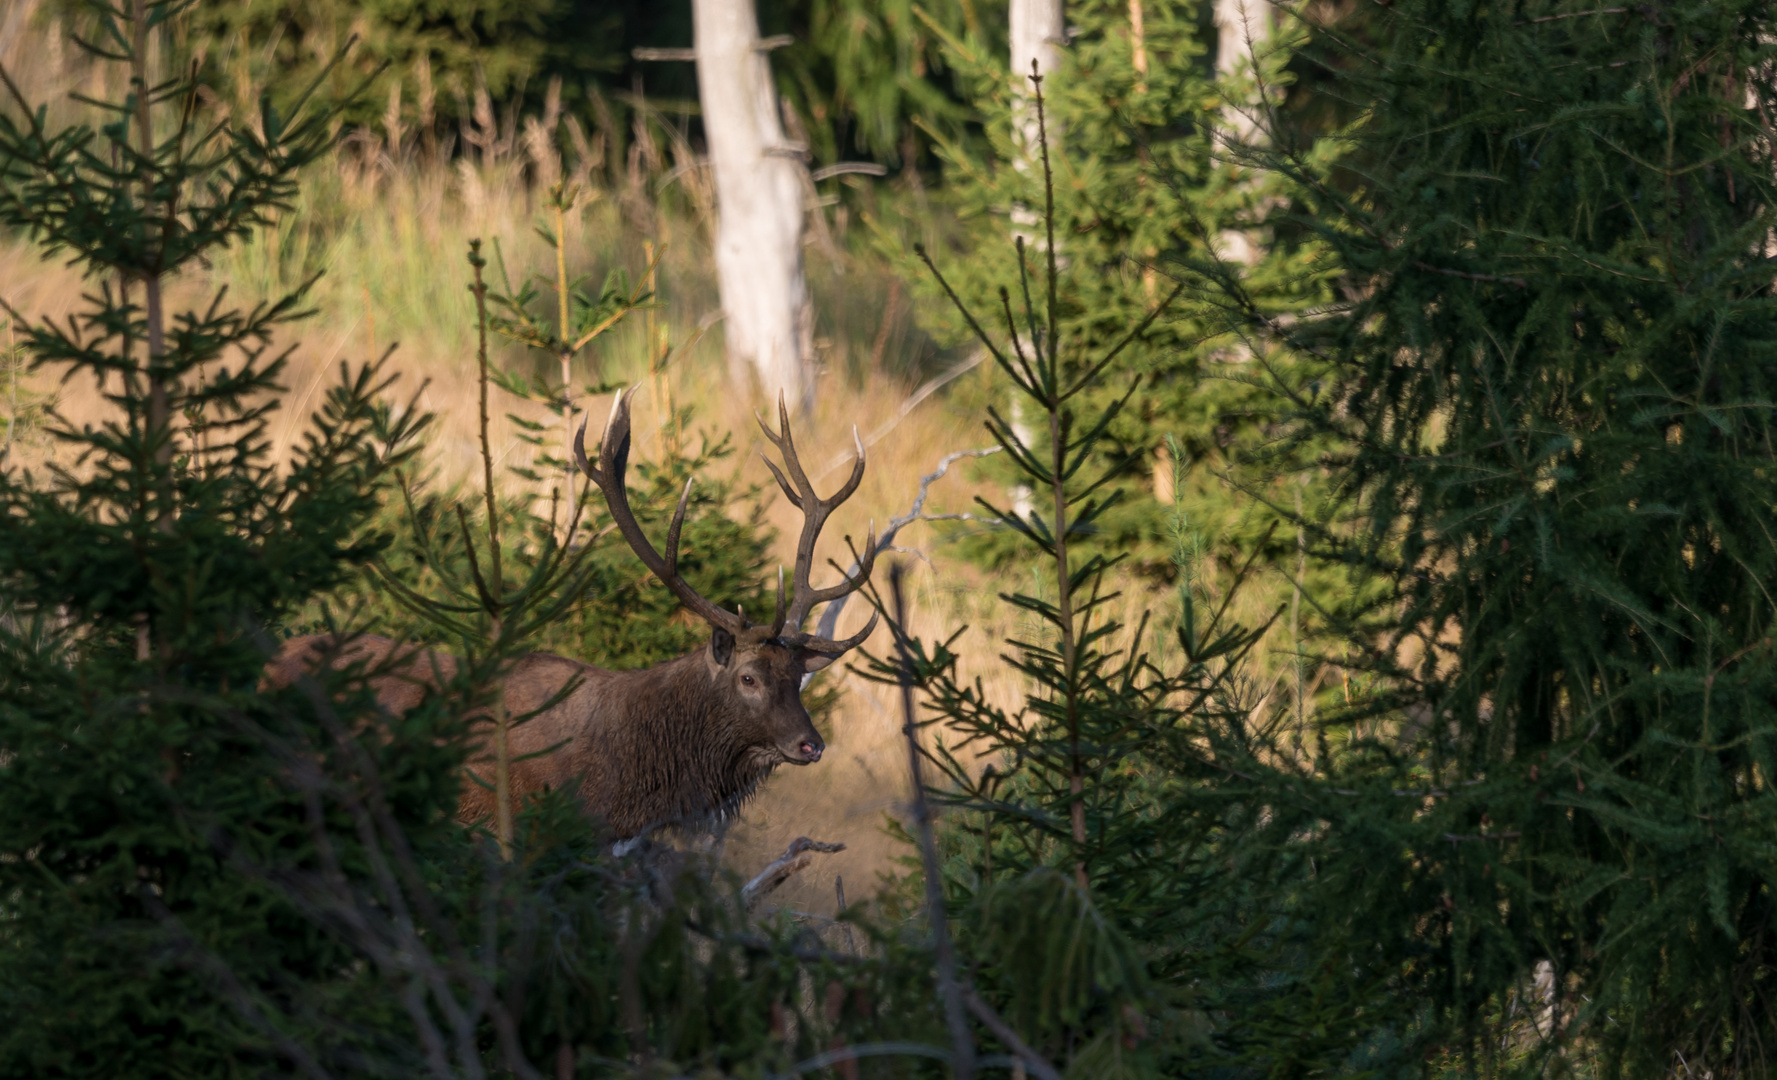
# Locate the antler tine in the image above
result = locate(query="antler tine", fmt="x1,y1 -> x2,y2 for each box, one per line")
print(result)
757,397 -> 879,638
799,607 -> 880,656
756,449 -> 804,510
662,476 -> 694,572
768,566 -> 787,638
574,387 -> 628,479
823,425 -> 867,510
770,391 -> 817,496
584,389 -> 744,636
572,417 -> 601,482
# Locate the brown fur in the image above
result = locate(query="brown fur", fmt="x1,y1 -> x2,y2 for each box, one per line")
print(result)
265,630 -> 827,838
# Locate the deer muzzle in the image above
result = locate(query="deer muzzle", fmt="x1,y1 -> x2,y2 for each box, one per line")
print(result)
785,733 -> 825,765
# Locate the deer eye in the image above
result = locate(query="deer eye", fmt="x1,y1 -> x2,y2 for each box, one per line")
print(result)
740,674 -> 756,686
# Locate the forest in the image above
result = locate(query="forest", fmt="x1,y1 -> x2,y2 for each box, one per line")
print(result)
1,1 -> 1774,1077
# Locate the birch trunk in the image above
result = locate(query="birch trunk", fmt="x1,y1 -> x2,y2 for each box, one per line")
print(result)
1009,0 -> 1065,157
1215,0 -> 1271,85
1008,0 -> 1063,517
1215,0 -> 1272,266
693,0 -> 812,407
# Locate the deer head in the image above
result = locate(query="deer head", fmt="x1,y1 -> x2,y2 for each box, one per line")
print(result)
574,390 -> 878,767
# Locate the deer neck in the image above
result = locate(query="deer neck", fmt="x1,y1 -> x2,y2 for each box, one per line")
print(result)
607,650 -> 780,830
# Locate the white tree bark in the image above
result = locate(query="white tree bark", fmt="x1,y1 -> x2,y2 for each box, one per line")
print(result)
693,0 -> 811,406
1010,0 -> 1065,156
1008,0 -> 1063,521
1214,0 -> 1273,266
1215,0 -> 1269,79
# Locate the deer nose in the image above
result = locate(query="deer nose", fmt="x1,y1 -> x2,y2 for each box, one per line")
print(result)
797,739 -> 824,763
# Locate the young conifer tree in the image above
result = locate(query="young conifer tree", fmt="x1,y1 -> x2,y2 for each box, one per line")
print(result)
0,0 -> 441,1071
913,0 -> 1334,585
1214,2 -> 1777,1072
875,73 -> 1357,1076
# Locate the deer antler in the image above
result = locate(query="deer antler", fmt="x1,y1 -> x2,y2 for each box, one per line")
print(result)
575,389 -> 878,655
755,393 -> 880,648
574,389 -> 747,635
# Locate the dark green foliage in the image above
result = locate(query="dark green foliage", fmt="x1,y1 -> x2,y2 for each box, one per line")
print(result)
768,0 -> 991,169
0,2 -> 434,1071
173,0 -> 990,177
20,0 -> 1777,1074
0,6 -> 880,1075
1212,1 -> 1777,1074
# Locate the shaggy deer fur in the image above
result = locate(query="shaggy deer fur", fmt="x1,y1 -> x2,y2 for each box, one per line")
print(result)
266,628 -> 829,836
266,390 -> 877,838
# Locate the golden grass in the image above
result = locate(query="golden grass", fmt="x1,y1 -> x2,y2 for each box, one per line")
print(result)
0,151 -> 1034,914
0,10 -> 1306,912
0,156 -> 1305,911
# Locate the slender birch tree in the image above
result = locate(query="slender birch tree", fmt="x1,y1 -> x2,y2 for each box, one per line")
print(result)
1010,0 -> 1065,155
693,0 -> 814,407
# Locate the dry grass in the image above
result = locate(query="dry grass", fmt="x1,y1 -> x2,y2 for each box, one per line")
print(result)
1,228 -> 1020,915
0,119 -> 1026,918
0,8 -> 1301,913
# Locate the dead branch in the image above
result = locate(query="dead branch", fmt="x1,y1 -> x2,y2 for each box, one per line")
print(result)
890,564 -> 976,1080
807,445 -> 1000,652
743,836 -> 846,909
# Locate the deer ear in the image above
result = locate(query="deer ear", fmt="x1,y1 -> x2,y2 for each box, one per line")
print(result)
709,626 -> 735,667
801,651 -> 838,674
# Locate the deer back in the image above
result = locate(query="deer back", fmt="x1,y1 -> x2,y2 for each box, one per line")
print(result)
264,633 -> 817,838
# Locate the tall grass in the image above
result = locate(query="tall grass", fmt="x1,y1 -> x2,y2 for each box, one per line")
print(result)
0,8 -> 1303,910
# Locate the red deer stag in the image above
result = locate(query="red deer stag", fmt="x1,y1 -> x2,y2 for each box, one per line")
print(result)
266,390 -> 878,837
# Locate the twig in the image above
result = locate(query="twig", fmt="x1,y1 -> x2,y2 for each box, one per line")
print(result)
962,989 -> 1063,1080
835,875 -> 860,955
806,446 -> 999,652
811,162 -> 890,181
1410,260 -> 1528,288
891,564 -> 976,1080
1515,7 -> 1628,24
782,1041 -> 954,1076
742,837 -> 846,909
682,919 -> 866,967
813,352 -> 989,481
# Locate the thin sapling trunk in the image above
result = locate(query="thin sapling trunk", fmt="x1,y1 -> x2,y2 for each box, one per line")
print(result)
470,246 -> 513,859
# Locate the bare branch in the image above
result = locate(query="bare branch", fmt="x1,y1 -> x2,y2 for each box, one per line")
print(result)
890,564 -> 976,1080
742,837 -> 846,909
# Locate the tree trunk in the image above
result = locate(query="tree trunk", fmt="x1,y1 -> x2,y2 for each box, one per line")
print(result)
1214,0 -> 1270,81
693,0 -> 812,408
1215,0 -> 1271,266
1009,0 -> 1065,155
